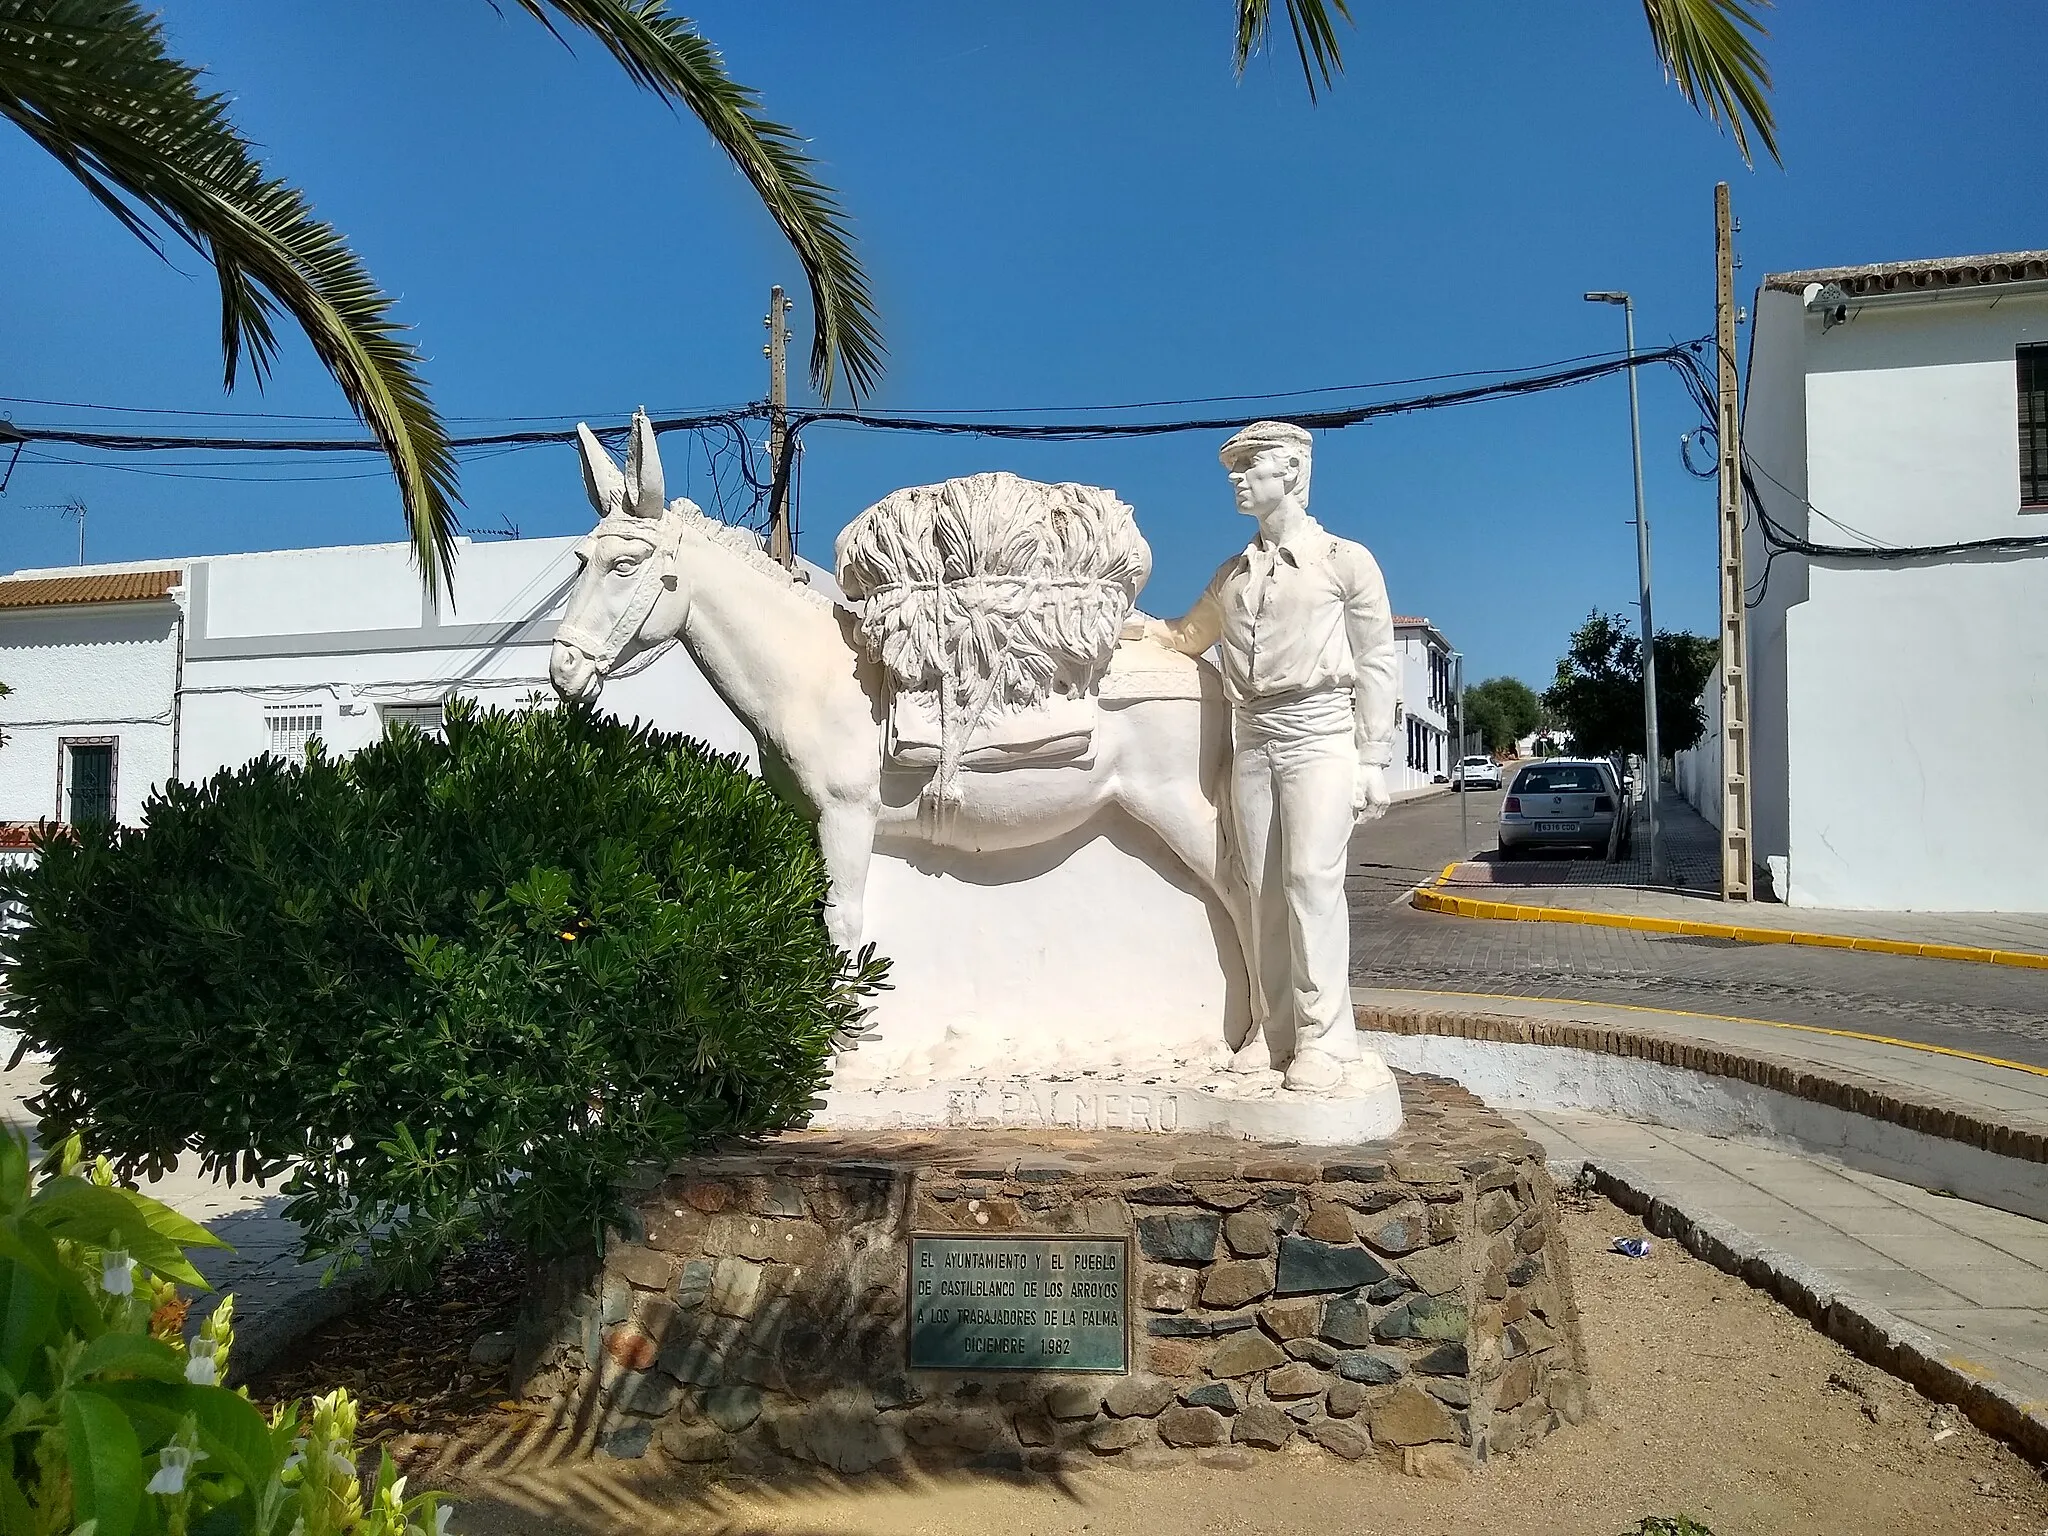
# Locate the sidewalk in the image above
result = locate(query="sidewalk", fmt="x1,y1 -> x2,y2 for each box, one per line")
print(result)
1522,1110 -> 2048,1448
1354,984 -> 2048,1453
1419,787 -> 2048,966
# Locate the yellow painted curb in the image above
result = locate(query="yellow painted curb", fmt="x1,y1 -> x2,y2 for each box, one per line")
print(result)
1408,886 -> 2048,971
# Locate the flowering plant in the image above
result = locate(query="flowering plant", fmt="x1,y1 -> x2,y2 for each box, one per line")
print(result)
0,1128 -> 450,1535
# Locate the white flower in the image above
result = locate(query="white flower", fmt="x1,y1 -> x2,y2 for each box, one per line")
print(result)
184,1350 -> 217,1386
100,1249 -> 135,1296
433,1504 -> 452,1535
145,1444 -> 206,1496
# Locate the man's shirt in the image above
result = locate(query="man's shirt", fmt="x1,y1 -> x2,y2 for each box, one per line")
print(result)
1159,517 -> 1398,767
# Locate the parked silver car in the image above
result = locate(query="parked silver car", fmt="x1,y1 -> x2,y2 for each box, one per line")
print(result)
1497,758 -> 1625,860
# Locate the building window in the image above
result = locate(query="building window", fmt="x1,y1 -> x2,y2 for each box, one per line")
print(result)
62,740 -> 116,826
381,702 -> 446,740
266,711 -> 323,758
2022,345 -> 2048,507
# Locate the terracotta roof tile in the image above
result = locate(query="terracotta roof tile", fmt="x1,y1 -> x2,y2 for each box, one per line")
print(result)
0,569 -> 182,610
1765,249 -> 2048,297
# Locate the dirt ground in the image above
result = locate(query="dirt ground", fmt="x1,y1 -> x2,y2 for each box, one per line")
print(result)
410,1196 -> 2048,1536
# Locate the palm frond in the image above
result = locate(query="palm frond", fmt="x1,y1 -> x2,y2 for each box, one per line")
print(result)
0,0 -> 463,595
512,0 -> 883,403
1641,0 -> 1779,166
1233,0 -> 1354,101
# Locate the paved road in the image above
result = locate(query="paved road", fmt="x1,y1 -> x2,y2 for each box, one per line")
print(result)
1347,788 -> 2048,1070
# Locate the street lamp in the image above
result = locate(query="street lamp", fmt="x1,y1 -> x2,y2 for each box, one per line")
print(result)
1584,291 -> 1664,882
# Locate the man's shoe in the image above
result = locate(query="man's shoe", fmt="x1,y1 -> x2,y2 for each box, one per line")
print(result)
1282,1047 -> 1349,1092
1227,1037 -> 1273,1075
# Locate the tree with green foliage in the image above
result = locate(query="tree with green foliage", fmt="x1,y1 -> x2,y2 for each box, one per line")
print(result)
1,0 -> 1776,594
0,701 -> 887,1287
1542,610 -> 1719,761
1461,675 -> 1544,754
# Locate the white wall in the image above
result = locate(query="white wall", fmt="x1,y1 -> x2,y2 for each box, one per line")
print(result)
1673,660 -> 1723,831
1742,286 -> 1812,871
1776,286 -> 2048,910
1390,625 -> 1452,794
0,600 -> 180,826
178,535 -> 760,787
0,534 -> 776,827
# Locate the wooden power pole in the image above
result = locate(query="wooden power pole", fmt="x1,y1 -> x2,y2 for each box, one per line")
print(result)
1715,183 -> 1755,901
764,285 -> 795,567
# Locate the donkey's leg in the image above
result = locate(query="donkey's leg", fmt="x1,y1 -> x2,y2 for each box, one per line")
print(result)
814,797 -> 878,957
1119,767 -> 1261,1056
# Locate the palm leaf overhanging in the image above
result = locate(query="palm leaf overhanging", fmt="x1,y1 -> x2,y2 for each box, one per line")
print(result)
0,0 -> 465,594
1639,0 -> 1778,166
1233,0 -> 1778,166
1234,0 -> 1357,102
510,0 -> 884,404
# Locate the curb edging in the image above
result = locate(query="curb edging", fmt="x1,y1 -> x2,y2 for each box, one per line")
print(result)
1580,1157 -> 2048,1463
1356,1004 -> 2048,1165
1410,887 -> 2048,971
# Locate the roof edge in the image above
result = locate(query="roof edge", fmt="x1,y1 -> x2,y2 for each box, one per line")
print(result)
1765,250 -> 2048,298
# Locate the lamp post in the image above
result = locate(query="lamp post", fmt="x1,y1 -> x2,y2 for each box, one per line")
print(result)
1584,291 -> 1663,882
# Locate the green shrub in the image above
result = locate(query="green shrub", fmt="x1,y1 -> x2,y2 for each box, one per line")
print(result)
0,1128 -> 449,1535
1,701 -> 885,1285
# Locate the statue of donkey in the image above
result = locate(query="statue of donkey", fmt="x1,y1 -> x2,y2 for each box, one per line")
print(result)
549,411 -> 1252,996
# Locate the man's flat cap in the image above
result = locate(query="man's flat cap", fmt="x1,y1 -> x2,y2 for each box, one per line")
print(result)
1219,420 -> 1313,469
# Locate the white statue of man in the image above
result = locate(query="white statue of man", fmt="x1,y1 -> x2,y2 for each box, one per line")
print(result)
1129,422 -> 1398,1091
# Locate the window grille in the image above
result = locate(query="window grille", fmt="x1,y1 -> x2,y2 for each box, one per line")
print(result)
66,743 -> 115,825
381,703 -> 446,740
266,712 -> 322,758
2022,345 -> 2048,507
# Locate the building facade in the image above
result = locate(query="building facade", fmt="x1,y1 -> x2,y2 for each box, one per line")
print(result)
1684,249 -> 2048,911
1390,615 -> 1456,796
0,535 -> 770,831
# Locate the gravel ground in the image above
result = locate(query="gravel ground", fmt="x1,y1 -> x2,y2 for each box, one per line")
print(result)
399,1197 -> 2048,1535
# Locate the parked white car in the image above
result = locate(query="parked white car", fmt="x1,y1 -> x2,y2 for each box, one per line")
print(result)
1450,755 -> 1502,791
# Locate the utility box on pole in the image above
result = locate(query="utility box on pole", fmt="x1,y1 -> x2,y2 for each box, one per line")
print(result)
1715,183 -> 1755,901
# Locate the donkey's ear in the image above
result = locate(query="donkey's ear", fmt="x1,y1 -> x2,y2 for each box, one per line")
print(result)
576,424 -> 626,519
625,408 -> 666,519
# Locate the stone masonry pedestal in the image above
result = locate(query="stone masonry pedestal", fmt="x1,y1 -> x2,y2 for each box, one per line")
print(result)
511,1073 -> 1591,1478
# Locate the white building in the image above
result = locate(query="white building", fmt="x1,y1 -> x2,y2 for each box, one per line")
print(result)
1681,248 -> 2048,911
1391,615 -> 1456,795
0,535 -> 763,831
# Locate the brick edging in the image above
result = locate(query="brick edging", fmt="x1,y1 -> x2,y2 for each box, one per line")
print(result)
1410,887 -> 2048,971
1355,1004 -> 2048,1167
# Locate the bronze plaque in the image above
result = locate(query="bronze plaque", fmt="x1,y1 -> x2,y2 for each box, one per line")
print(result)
907,1233 -> 1129,1373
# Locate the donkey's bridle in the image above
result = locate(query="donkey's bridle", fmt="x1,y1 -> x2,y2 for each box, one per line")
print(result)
553,509 -> 683,676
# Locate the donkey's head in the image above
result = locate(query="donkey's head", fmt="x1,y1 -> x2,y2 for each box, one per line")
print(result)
549,409 -> 697,702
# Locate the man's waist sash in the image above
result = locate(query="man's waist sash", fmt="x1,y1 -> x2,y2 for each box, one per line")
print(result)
1232,685 -> 1354,747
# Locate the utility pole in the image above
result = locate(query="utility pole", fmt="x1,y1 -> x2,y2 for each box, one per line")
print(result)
1453,651 -> 1468,857
1715,183 -> 1756,900
764,285 -> 795,568
1584,290 -> 1664,882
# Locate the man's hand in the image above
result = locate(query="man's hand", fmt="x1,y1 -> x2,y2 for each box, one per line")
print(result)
1353,763 -> 1391,822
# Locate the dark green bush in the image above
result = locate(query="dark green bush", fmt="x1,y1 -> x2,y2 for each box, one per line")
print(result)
0,700 -> 885,1285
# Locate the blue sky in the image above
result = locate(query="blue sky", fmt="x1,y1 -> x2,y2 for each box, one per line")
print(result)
4,2 -> 2044,689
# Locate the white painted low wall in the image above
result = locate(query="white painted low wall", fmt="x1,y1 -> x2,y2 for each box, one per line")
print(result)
1363,1030 -> 2047,1223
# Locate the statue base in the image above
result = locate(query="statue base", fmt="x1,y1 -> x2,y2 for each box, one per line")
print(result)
509,1072 -> 1591,1480
811,1055 -> 1404,1144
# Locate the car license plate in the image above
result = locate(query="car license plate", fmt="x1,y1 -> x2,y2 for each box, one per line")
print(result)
1535,821 -> 1579,834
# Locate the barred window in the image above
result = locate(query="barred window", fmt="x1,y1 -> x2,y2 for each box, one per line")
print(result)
2022,345 -> 2048,507
266,711 -> 322,758
380,702 -> 446,740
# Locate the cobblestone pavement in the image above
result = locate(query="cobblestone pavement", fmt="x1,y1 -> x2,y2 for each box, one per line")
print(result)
1348,789 -> 2048,1071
